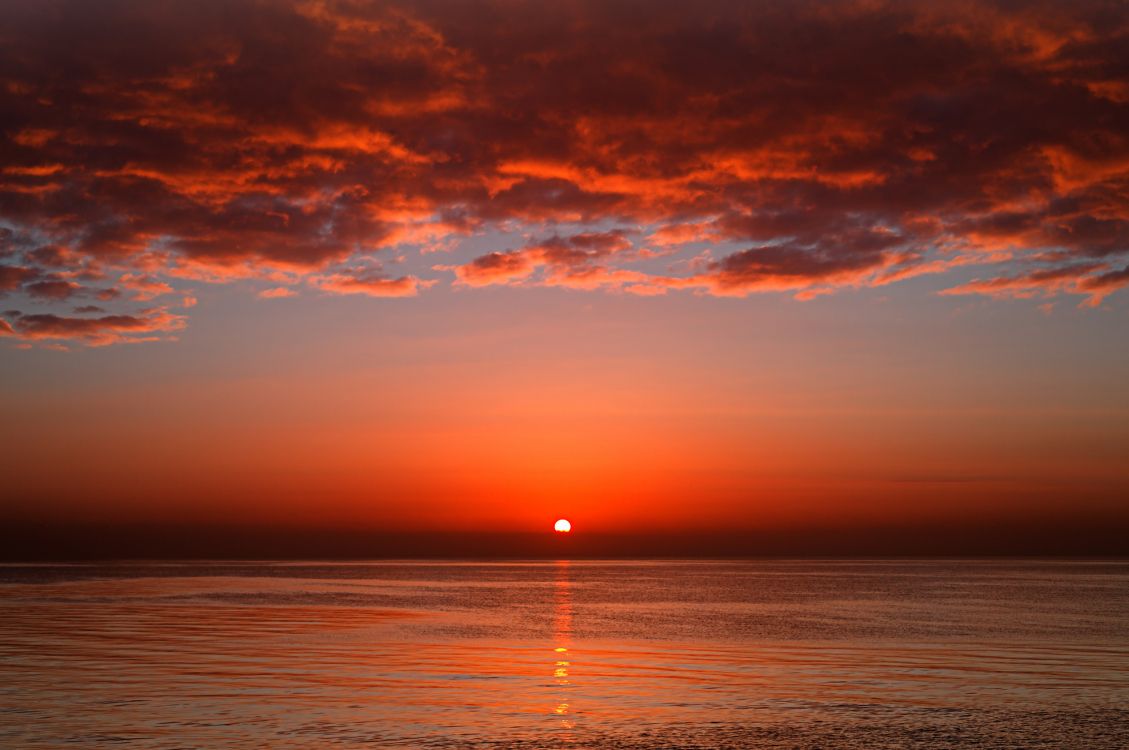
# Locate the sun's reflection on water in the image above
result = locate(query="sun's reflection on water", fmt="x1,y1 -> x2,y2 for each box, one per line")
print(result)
552,560 -> 575,735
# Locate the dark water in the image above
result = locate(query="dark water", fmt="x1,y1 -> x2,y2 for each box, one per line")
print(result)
1,560 -> 1127,748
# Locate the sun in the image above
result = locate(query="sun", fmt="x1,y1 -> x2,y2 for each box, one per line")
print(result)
554,519 -> 572,533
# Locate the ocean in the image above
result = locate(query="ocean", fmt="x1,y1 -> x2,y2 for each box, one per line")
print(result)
2,560 -> 1127,748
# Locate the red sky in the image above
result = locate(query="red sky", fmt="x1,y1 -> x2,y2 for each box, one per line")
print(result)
1,0 -> 1128,548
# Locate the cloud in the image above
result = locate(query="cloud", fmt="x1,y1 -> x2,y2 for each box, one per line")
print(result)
647,222 -> 721,248
0,265 -> 36,291
0,308 -> 186,346
940,262 -> 1121,305
454,251 -> 539,286
691,221 -> 908,296
1078,264 -> 1129,306
453,231 -> 635,288
311,269 -> 431,297
257,287 -> 297,299
1,0 -> 1128,345
24,278 -> 83,301
26,245 -> 71,267
118,274 -> 174,301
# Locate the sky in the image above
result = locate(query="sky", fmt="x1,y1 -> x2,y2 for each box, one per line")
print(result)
1,0 -> 1128,553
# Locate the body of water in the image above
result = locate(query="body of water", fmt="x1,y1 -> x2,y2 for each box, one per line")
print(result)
1,560 -> 1127,748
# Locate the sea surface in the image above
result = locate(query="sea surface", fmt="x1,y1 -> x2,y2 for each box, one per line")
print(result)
1,560 -> 1127,749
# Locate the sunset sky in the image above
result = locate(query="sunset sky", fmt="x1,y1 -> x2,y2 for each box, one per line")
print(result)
2,0 -> 1127,549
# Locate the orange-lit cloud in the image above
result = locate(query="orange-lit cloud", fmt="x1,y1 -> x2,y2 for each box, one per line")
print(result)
1078,264 -> 1129,306
118,273 -> 175,301
940,262 -> 1128,306
453,231 -> 635,288
311,268 -> 432,297
257,287 -> 297,300
2,0 -> 1129,345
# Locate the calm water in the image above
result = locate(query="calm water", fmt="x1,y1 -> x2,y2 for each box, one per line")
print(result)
1,560 -> 1127,748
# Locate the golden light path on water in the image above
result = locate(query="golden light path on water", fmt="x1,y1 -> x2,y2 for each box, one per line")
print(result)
554,561 -> 574,736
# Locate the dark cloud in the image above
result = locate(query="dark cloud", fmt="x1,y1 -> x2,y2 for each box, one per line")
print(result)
24,278 -> 82,301
1,308 -> 185,346
26,245 -> 70,267
1,0 -> 1128,344
0,264 -> 36,291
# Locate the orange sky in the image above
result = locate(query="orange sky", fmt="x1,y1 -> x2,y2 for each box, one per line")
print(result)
3,287 -> 1127,535
1,0 -> 1128,545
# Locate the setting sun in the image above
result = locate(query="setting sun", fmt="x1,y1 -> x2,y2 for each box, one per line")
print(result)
554,519 -> 572,533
